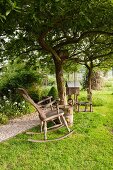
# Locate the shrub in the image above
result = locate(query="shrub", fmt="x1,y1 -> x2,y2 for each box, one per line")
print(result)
0,97 -> 30,119
48,76 -> 56,86
0,69 -> 39,101
28,86 -> 51,102
41,86 -> 51,98
29,87 -> 43,102
0,60 -> 44,119
0,60 -> 43,102
0,113 -> 8,124
48,86 -> 58,100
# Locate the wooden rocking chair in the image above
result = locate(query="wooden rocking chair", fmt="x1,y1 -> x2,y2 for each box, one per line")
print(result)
18,88 -> 73,142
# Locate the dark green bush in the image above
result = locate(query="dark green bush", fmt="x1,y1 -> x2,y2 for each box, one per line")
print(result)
0,60 -> 44,101
41,86 -> 51,98
0,60 -> 44,120
48,86 -> 58,100
29,88 -> 42,102
48,76 -> 56,86
0,70 -> 39,101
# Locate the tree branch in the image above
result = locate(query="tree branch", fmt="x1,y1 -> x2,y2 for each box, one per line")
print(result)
53,31 -> 113,49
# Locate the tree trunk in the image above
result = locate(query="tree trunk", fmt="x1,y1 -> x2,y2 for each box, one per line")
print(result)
91,71 -> 103,90
54,59 -> 67,105
87,68 -> 92,93
87,67 -> 93,101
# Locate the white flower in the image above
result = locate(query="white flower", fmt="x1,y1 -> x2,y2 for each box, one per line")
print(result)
3,96 -> 7,100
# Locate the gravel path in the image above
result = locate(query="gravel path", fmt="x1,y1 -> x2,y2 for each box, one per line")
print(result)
0,112 -> 40,143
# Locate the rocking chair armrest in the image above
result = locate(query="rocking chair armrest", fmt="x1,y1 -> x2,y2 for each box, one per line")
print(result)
37,96 -> 53,104
38,100 -> 57,111
44,100 -> 56,108
58,105 -> 70,109
58,104 -> 64,108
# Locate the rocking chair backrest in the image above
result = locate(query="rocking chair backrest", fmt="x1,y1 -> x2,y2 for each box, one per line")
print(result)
18,88 -> 46,120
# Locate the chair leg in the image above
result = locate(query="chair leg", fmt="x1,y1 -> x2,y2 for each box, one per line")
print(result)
40,121 -> 43,132
84,104 -> 87,112
58,116 -> 62,124
90,104 -> 93,112
78,104 -> 80,112
44,121 -> 47,140
61,115 -> 70,132
52,120 -> 56,125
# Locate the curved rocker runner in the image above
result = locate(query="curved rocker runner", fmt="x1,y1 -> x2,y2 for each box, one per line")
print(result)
27,130 -> 74,143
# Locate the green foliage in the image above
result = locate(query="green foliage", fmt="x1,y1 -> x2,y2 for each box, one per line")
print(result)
1,0 -> 113,104
80,68 -> 87,90
64,60 -> 79,73
48,86 -> 58,99
0,0 -> 20,22
1,0 -> 113,63
104,80 -> 113,87
78,91 -> 105,106
41,86 -> 51,97
28,85 -> 51,102
48,76 -> 56,86
92,96 -> 105,106
0,59 -> 44,120
29,87 -> 43,102
0,85 -> 51,124
0,113 -> 8,124
0,60 -> 42,100
0,96 -> 30,119
78,96 -> 86,102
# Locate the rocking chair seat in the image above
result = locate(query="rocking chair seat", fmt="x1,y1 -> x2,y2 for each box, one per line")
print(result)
46,109 -> 64,118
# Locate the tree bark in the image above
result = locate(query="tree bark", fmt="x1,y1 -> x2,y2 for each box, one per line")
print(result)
85,63 -> 93,101
87,67 -> 92,94
54,59 -> 67,105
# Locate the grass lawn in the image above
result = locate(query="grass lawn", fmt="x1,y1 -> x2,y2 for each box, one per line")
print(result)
0,88 -> 113,170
